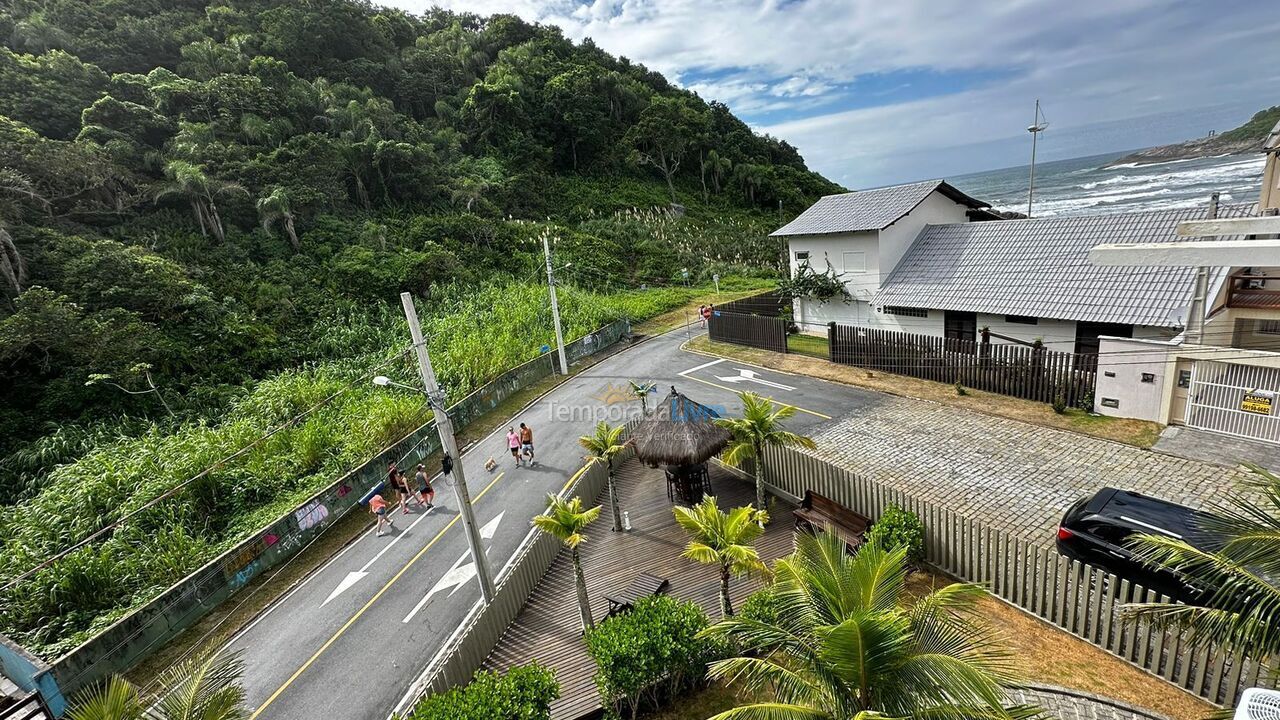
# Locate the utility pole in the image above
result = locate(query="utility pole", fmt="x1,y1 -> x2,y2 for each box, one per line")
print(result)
542,234 -> 569,376
1026,99 -> 1048,218
399,292 -> 496,603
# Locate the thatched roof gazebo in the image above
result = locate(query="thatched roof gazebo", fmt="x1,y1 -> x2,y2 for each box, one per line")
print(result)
629,386 -> 732,467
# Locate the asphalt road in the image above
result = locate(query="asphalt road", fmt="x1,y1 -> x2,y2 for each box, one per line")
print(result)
227,326 -> 888,720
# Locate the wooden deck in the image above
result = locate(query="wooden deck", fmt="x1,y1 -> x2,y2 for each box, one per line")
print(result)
483,460 -> 796,720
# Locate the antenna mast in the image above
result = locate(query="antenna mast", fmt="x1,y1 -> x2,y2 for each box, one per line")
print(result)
1026,99 -> 1049,218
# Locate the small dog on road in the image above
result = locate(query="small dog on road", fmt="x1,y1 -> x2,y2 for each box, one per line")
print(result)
484,456 -> 498,472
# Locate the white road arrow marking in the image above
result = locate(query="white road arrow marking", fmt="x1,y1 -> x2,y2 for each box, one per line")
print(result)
321,504 -> 438,607
401,511 -> 504,623
714,367 -> 796,391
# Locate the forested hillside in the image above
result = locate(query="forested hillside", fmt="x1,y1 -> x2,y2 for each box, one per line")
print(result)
0,0 -> 839,656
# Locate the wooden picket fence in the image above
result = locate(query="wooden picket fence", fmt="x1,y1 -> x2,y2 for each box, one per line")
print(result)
757,444 -> 1279,707
829,324 -> 1097,407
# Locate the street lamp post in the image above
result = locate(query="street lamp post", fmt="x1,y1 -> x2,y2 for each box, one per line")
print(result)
386,292 -> 496,603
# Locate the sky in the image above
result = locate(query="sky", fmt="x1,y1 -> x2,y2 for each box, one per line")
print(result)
389,0 -> 1280,188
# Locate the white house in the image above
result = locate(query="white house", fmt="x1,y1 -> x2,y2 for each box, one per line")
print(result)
775,181 -> 1258,355
773,180 -> 993,329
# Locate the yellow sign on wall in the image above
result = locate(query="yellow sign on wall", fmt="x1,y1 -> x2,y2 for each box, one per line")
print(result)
1242,392 -> 1274,415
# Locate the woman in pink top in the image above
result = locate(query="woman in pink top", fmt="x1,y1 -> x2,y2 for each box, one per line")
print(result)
507,427 -> 522,467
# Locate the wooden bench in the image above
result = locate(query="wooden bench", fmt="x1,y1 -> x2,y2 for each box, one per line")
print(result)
793,490 -> 871,550
603,572 -> 670,618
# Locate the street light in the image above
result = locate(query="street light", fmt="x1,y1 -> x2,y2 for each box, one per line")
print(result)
372,375 -> 390,386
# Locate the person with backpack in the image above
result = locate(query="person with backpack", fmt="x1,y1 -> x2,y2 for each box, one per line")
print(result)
415,463 -> 435,509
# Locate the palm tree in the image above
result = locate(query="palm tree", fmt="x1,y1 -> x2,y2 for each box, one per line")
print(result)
154,160 -> 245,243
532,494 -> 602,632
0,168 -> 49,304
68,650 -> 246,720
628,380 -> 656,415
702,532 -> 1037,720
716,391 -> 817,511
579,421 -> 629,532
256,187 -> 299,251
707,149 -> 732,194
1124,468 -> 1280,662
673,495 -> 768,619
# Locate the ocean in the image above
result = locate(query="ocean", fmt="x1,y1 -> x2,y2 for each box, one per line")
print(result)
949,149 -> 1267,217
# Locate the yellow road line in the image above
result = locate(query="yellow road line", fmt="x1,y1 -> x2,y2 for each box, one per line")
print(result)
559,462 -> 592,497
677,374 -> 832,420
250,471 -> 506,719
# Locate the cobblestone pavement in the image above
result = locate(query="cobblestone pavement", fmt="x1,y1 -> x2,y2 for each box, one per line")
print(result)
1009,685 -> 1171,720
810,396 -> 1252,544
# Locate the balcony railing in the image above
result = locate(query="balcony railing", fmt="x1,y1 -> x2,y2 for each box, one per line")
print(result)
1227,271 -> 1280,309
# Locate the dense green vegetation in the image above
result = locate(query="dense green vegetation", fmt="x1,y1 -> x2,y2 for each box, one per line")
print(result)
1216,104 -> 1280,144
405,663 -> 559,720
0,0 -> 838,656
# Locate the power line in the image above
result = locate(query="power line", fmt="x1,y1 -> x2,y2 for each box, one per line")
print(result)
0,346 -> 419,595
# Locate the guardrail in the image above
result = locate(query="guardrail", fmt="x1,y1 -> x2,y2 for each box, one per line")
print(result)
756,444 -> 1279,707
2,318 -> 633,715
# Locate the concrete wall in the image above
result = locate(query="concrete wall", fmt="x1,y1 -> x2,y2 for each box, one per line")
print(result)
1096,337 -> 1280,424
1095,337 -> 1180,422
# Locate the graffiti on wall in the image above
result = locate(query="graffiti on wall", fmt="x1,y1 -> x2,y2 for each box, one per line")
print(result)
294,499 -> 330,532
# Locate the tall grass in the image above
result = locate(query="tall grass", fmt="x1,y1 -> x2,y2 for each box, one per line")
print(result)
0,278 -> 765,658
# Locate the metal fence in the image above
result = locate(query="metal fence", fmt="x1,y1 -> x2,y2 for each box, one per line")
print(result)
755,444 -> 1278,707
707,293 -> 790,354
14,319 -> 633,709
830,324 -> 1097,407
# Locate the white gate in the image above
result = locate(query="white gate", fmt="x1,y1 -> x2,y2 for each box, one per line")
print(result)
1185,360 -> 1280,444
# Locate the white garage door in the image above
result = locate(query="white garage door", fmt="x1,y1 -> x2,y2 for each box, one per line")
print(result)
1185,360 -> 1280,444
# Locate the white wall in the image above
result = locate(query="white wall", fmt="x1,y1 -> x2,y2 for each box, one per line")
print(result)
877,191 -> 971,283
1095,336 -> 1178,422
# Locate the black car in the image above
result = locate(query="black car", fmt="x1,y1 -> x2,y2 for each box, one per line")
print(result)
1055,487 -> 1221,603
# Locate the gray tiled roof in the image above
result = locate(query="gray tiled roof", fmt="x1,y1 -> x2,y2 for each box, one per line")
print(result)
873,204 -> 1257,328
771,180 -> 988,237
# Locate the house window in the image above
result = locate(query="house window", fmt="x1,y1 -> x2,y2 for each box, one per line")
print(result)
1259,320 -> 1280,335
1005,315 -> 1038,325
794,251 -> 810,261
882,306 -> 928,318
841,251 -> 866,274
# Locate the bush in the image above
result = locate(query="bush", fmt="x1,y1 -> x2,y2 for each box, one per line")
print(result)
405,663 -> 558,720
739,585 -> 778,626
1079,390 -> 1095,413
585,595 -> 723,720
866,504 -> 925,568
1052,389 -> 1067,414
954,381 -> 967,396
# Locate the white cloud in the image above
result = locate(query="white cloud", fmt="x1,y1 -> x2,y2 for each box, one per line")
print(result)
387,0 -> 1280,186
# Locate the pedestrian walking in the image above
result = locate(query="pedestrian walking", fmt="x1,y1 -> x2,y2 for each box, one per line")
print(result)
519,422 -> 535,466
507,427 -> 522,467
385,460 -> 400,508
701,304 -> 713,327
415,463 -> 435,509
369,492 -> 393,536
697,304 -> 707,328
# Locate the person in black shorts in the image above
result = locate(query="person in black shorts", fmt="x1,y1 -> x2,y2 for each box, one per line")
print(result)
415,463 -> 435,509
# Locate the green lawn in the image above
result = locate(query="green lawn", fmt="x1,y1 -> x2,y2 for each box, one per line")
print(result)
786,332 -> 829,359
